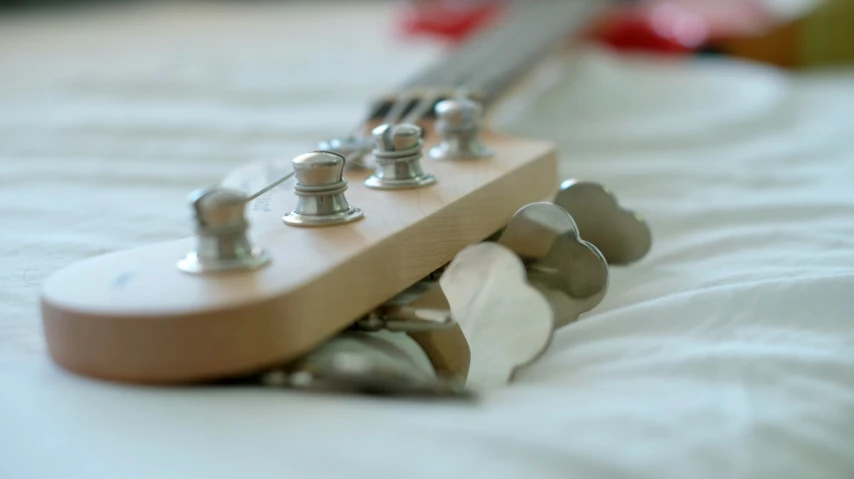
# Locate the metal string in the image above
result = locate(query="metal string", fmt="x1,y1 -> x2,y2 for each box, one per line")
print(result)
247,2 -> 600,198
380,3 -> 540,127
392,2 -> 579,125
349,2 -> 545,130
246,171 -> 296,202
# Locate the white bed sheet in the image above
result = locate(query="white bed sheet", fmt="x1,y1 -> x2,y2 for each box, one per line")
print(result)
2,2 -> 854,478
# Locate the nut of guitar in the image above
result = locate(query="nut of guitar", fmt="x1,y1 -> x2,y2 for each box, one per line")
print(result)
40,129 -> 558,384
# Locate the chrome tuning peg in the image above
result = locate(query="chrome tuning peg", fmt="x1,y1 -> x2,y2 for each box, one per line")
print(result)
365,123 -> 436,190
261,330 -> 470,399
177,186 -> 271,274
428,97 -> 492,160
553,180 -> 652,265
283,151 -> 364,227
251,279 -> 469,399
439,242 -> 555,390
496,202 -> 610,328
437,202 -> 610,390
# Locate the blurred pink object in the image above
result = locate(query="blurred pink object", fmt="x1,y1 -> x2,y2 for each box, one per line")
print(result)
593,0 -> 775,54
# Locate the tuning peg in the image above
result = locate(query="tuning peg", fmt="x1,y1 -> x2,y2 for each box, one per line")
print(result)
177,186 -> 271,274
426,202 -> 610,390
553,180 -> 652,265
496,202 -> 610,328
365,123 -> 436,189
439,242 -> 555,390
283,151 -> 364,227
428,97 -> 492,160
430,202 -> 612,389
263,330 -> 470,399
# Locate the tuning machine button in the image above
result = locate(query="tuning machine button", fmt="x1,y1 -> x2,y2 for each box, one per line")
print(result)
433,202 -> 611,389
553,180 -> 652,265
177,187 -> 271,274
428,97 -> 492,160
365,123 -> 436,190
437,242 -> 554,389
266,330 -> 470,399
283,151 -> 364,227
496,202 -> 610,329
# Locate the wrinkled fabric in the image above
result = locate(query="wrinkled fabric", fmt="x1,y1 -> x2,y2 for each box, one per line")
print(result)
2,3 -> 854,479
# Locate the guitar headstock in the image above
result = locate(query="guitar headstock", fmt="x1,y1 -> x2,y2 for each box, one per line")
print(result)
40,2 -> 651,394
40,97 -> 561,385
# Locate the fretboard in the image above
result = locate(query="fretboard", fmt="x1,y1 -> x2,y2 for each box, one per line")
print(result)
369,1 -> 606,120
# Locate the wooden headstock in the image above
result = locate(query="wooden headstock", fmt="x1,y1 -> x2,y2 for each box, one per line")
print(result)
40,124 -> 558,384
39,1 -> 622,389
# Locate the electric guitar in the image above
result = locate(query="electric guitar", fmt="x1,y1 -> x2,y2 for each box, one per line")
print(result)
40,1 -> 652,397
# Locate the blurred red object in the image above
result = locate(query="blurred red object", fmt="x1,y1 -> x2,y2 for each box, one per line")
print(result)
396,0 -> 775,54
594,5 -> 703,54
592,0 -> 774,54
398,0 -> 504,42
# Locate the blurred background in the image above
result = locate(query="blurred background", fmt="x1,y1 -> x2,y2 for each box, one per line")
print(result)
0,0 -> 850,242
1,0 -> 851,68
1,0 -> 850,250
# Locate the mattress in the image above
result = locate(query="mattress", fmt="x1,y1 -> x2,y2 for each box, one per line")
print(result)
2,2 -> 853,478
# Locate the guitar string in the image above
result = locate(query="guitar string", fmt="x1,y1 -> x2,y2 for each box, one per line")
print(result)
246,171 -> 296,202
380,3 -> 542,128
246,2 -> 592,198
388,2 -> 599,135
399,2 -> 570,123
471,2 -> 602,100
462,3 -> 595,100
329,11 -> 534,170
348,2 -> 550,134
355,2 -> 539,131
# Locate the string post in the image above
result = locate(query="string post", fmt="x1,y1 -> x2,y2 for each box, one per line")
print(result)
365,123 -> 436,190
283,151 -> 364,227
429,98 -> 492,160
177,186 -> 271,274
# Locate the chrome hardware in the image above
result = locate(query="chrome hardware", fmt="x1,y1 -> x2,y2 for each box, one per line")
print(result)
429,98 -> 492,160
436,203 -> 610,389
553,180 -> 652,265
364,123 -> 436,190
355,305 -> 455,333
353,280 -> 455,333
177,186 -> 271,274
262,331 -> 470,399
283,151 -> 364,227
439,242 -> 555,390
317,135 -> 375,169
497,202 -> 609,328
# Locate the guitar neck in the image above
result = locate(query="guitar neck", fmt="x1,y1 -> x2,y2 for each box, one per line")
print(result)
368,1 -> 606,120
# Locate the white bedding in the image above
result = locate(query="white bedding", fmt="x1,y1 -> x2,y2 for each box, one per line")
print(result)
2,2 -> 854,478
